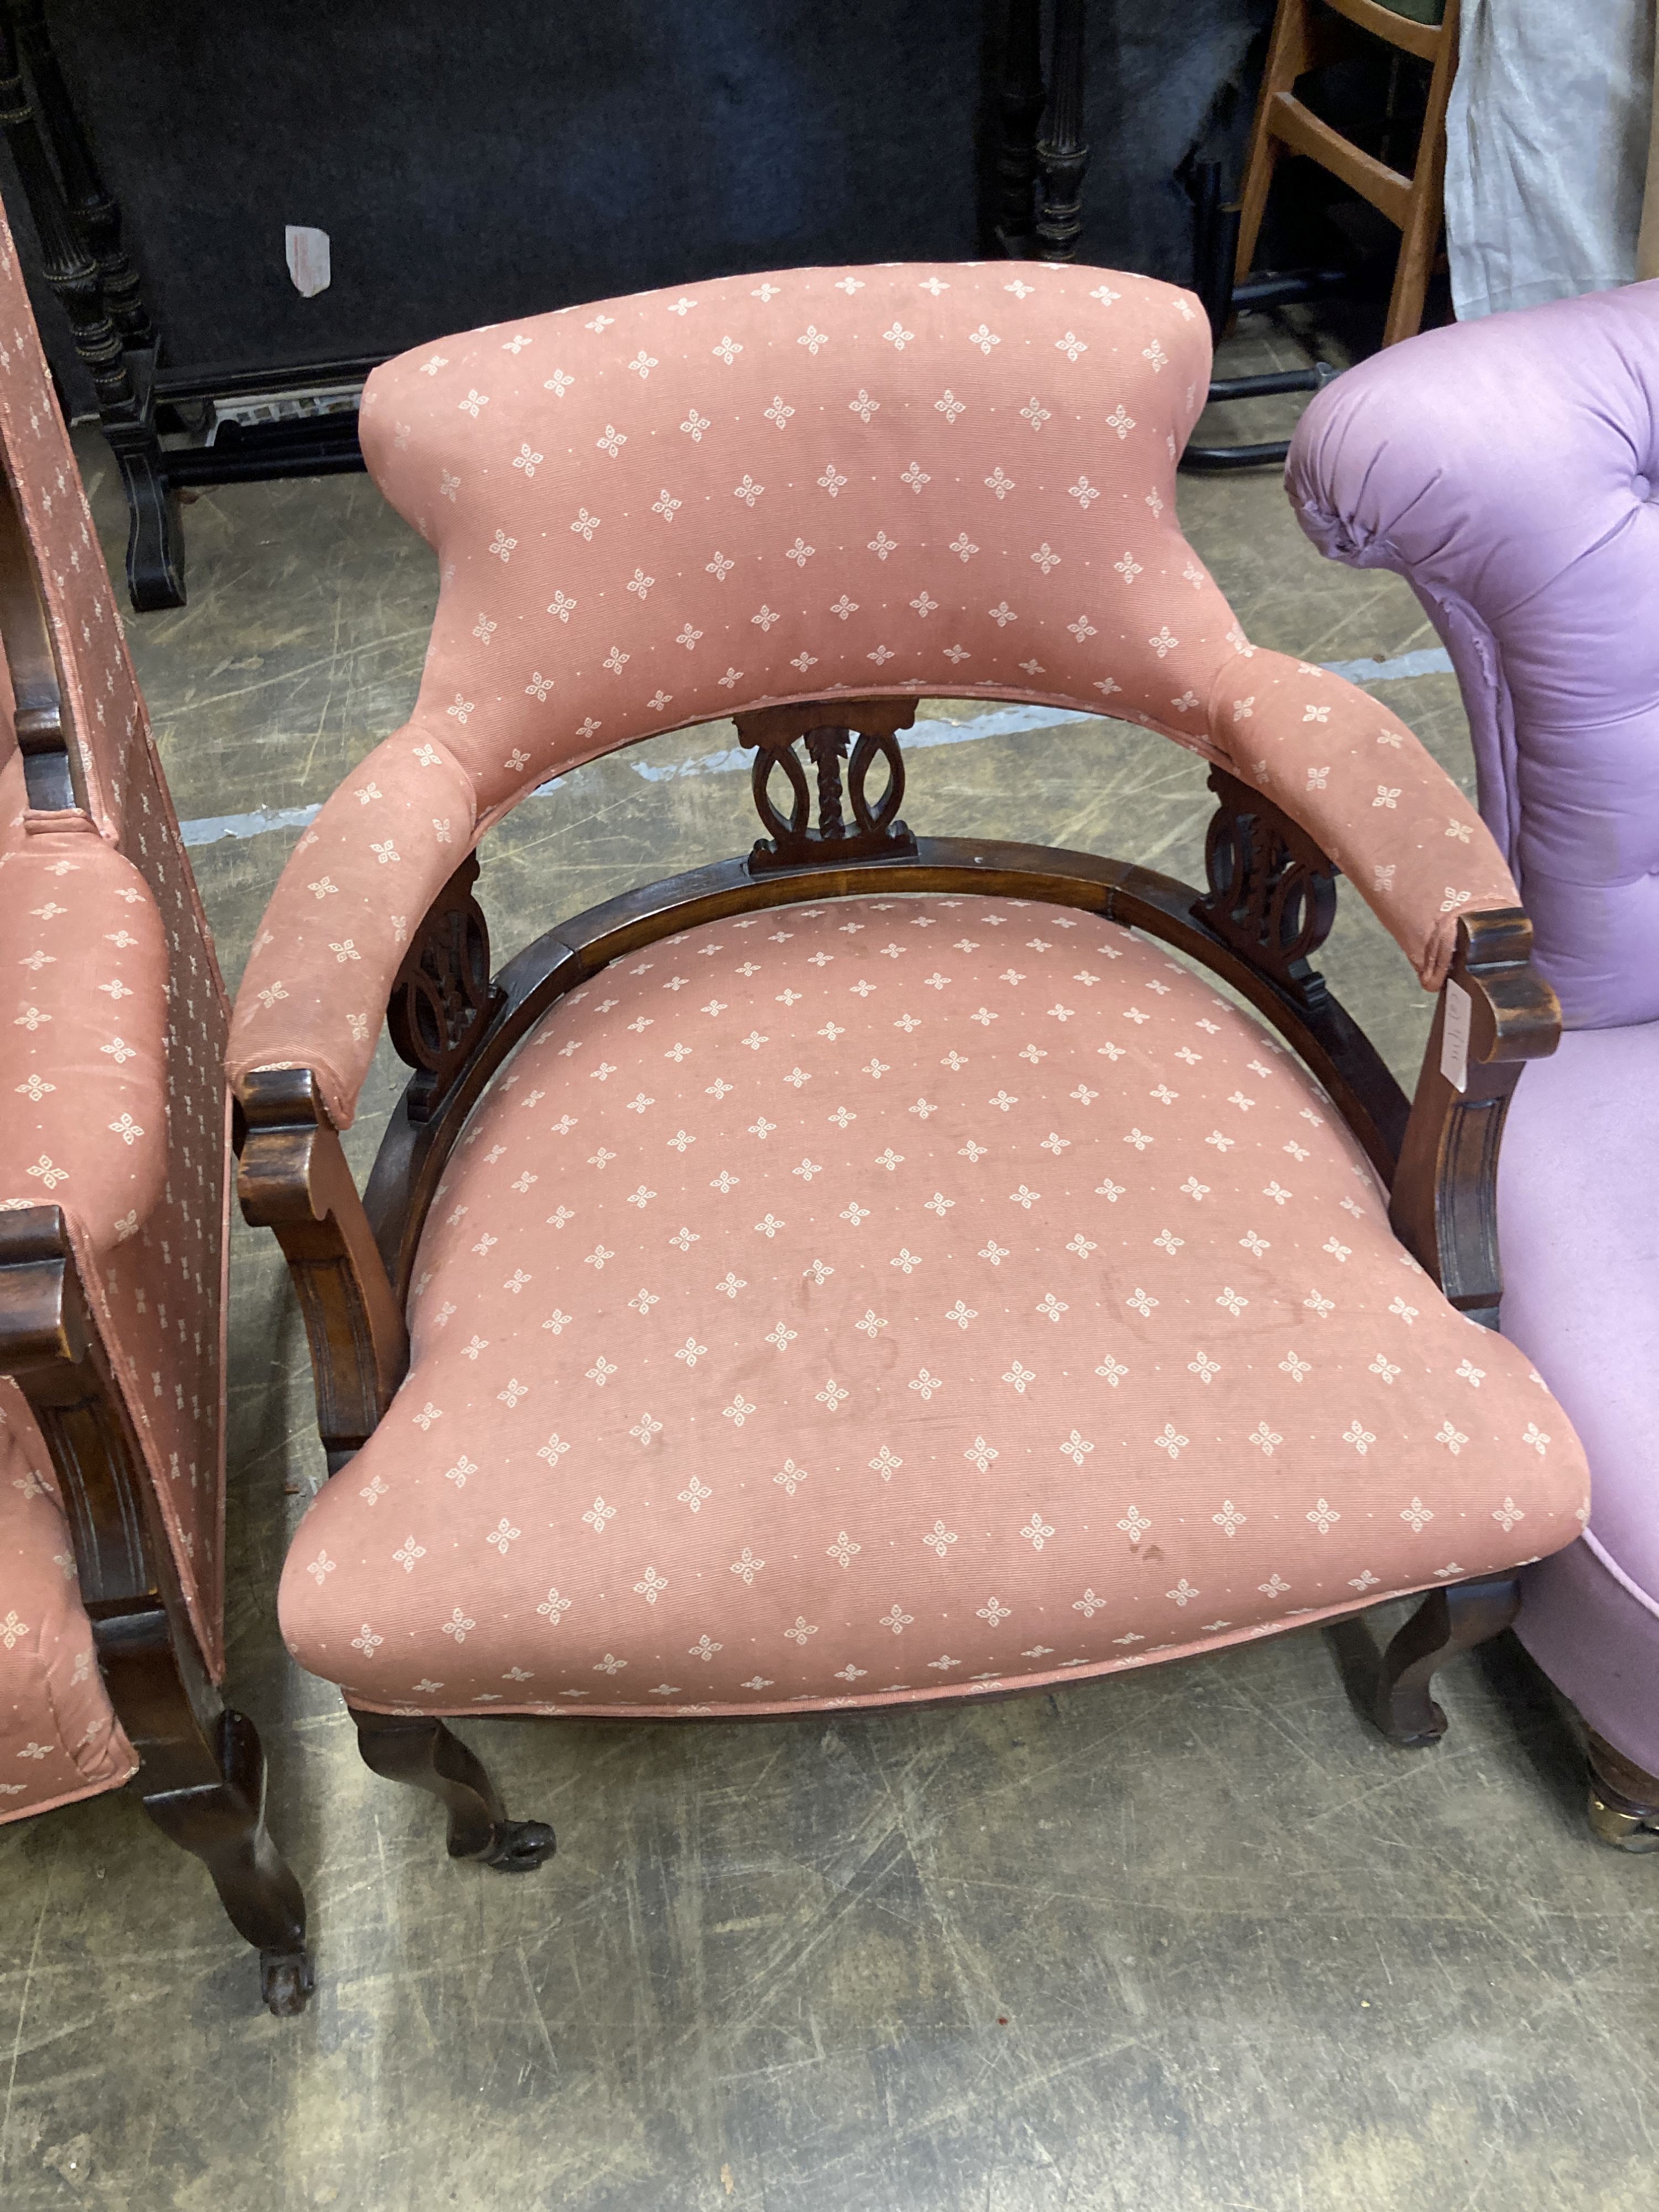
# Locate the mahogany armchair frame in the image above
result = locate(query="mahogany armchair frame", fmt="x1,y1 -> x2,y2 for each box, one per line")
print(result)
237,696 -> 1559,1871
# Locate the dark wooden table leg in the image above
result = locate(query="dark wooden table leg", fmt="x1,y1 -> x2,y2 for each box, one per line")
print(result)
1035,0 -> 1089,262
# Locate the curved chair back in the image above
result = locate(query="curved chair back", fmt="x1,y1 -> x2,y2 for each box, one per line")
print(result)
1288,280 -> 1659,1030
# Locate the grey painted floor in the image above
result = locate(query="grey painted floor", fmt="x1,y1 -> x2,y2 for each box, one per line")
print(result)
2,355 -> 1653,2211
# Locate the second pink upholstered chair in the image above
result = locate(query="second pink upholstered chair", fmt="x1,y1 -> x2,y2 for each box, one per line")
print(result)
0,205 -> 310,2012
230,261 -> 1588,1873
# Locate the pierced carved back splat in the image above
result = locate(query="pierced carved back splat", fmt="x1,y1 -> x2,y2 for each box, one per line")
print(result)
387,853 -> 503,1121
1196,765 -> 1339,1007
734,697 -> 920,874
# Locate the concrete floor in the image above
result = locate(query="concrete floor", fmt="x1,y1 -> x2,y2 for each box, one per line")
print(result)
2,341 -> 1655,2212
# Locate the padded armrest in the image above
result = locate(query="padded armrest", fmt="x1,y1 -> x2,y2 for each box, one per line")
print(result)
0,823 -> 169,1253
1207,645 -> 1518,992
227,729 -> 479,1130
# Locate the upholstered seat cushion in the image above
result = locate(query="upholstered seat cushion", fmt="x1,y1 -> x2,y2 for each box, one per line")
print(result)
279,894 -> 1587,1717
0,1380 -> 136,1819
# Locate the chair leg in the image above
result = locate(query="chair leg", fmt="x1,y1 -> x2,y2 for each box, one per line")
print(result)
1371,1573 -> 1520,1747
1585,1730 -> 1659,1854
140,1707 -> 314,2016
348,1706 -> 556,1872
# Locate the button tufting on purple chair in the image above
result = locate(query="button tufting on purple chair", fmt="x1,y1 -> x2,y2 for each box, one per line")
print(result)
1287,279 -> 1659,1845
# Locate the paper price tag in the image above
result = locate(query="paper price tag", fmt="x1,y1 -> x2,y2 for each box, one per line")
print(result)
1440,978 -> 1471,1094
285,226 -> 331,298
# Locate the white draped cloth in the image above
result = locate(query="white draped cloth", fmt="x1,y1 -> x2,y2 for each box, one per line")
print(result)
1446,0 -> 1658,319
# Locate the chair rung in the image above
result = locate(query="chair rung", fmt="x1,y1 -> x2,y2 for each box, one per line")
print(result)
1320,0 -> 1442,66
1266,91 -> 1413,230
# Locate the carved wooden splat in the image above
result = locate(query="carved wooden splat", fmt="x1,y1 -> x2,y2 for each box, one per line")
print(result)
386,852 -> 503,1120
733,697 -> 921,873
1196,764 -> 1339,1009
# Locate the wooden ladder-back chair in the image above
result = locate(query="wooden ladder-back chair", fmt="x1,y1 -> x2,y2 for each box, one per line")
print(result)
0,203 -> 310,2013
229,261 -> 1584,1874
1236,0 -> 1460,348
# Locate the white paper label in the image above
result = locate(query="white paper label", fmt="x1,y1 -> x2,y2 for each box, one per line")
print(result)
285,226 -> 331,298
1440,978 -> 1471,1093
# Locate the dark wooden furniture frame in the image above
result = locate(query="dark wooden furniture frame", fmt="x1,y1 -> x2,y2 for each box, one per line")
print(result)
237,697 -> 1561,1870
1,0 -> 1094,612
0,420 -> 311,2013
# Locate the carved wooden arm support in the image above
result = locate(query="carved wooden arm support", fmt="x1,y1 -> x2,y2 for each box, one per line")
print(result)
1387,909 -> 1560,1322
0,1203 -> 222,1743
234,1067 -> 409,1467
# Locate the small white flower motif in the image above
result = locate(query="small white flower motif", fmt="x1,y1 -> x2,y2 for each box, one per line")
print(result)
512,441 -> 544,479
1030,541 -> 1062,576
487,1518 -> 521,1555
1055,330 -> 1089,361
629,1411 -> 664,1448
678,1475 -> 713,1515
1020,1512 -> 1056,1552
1147,626 -> 1179,659
351,1624 -> 384,1657
1212,1500 -> 1246,1540
797,323 -> 830,354
764,394 -> 794,430
488,529 -> 517,562
651,487 -> 683,523
844,387 -> 881,425
868,530 -> 898,562
570,508 -> 601,542
881,320 -> 915,349
1343,1420 -> 1376,1457
1117,1506 -> 1151,1546
1397,1496 -> 1436,1535
1436,1420 -> 1469,1456
1370,1355 -> 1401,1385
1128,1287 -> 1159,1317
458,388 -> 489,417
713,334 -> 743,363
816,1378 -> 851,1412
976,1597 -> 1012,1628
1244,1421 -> 1281,1458
984,467 -> 1016,500
1166,1578 -> 1200,1608
1152,1424 -> 1188,1459
920,1520 -> 958,1560
1215,1286 -> 1249,1317
1035,1292 -> 1068,1324
1306,1498 -> 1341,1534
1493,1496 -> 1527,1532
626,348 -> 659,379
963,1436 -> 999,1475
1374,785 -> 1402,810
635,1566 -> 669,1604
582,1496 -> 617,1536
729,1547 -> 765,1587
967,323 -> 1000,354
1521,1421 -> 1551,1455
1280,1352 -> 1311,1384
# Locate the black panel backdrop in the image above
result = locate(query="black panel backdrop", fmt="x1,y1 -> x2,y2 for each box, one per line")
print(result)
4,1 -> 1273,411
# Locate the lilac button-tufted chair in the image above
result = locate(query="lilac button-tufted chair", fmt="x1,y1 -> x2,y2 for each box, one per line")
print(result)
1287,279 -> 1659,1846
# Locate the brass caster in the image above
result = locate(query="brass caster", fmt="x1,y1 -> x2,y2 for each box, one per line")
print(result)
1588,1790 -> 1659,1854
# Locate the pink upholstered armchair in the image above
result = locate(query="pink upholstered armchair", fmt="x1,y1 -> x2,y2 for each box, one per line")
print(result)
0,209 -> 310,2012
1287,278 -> 1659,1849
230,260 -> 1588,1872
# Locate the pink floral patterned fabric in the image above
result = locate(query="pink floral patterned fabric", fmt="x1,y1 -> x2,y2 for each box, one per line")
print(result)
279,896 -> 1587,1718
0,1380 -> 137,1819
0,204 -> 231,1664
228,261 -> 1516,1132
